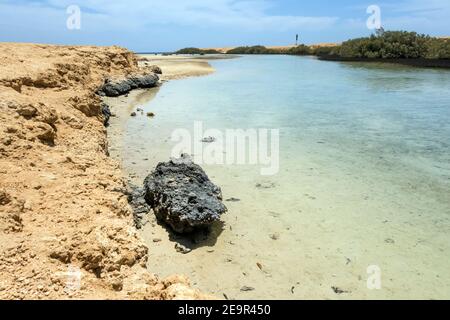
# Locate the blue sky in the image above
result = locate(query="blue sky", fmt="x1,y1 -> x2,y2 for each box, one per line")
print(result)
0,0 -> 449,52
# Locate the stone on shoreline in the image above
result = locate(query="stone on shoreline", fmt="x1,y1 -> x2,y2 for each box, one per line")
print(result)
149,65 -> 162,74
143,154 -> 227,233
98,73 -> 159,97
101,102 -> 112,126
126,185 -> 152,229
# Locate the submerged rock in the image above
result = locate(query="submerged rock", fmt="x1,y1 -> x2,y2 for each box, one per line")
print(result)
143,154 -> 227,233
201,136 -> 215,143
98,73 -> 159,97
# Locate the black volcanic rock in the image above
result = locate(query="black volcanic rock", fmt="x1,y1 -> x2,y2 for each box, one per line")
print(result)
98,73 -> 159,97
144,154 -> 227,233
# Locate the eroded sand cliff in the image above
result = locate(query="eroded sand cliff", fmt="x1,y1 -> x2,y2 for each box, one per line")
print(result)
0,43 -> 208,300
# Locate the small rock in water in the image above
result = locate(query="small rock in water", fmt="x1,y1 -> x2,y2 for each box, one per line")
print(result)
270,233 -> 280,240
255,182 -> 276,189
175,243 -> 191,254
152,238 -> 162,243
240,286 -> 255,292
331,286 -> 348,294
384,238 -> 395,244
146,112 -> 155,117
137,108 -> 143,112
201,136 -> 215,143
130,112 -> 137,117
225,197 -> 241,202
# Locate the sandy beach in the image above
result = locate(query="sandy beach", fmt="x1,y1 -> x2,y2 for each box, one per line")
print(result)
138,55 -> 222,80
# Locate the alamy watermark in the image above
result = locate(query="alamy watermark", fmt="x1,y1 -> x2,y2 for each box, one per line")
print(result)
366,5 -> 382,30
367,265 -> 382,290
55,265 -> 82,295
171,121 -> 280,176
66,5 -> 81,30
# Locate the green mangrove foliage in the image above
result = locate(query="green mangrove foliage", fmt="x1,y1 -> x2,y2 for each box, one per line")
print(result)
225,45 -> 313,55
286,45 -> 312,55
332,31 -> 450,59
175,47 -> 221,54
425,38 -> 450,59
226,46 -> 279,54
312,46 -> 340,57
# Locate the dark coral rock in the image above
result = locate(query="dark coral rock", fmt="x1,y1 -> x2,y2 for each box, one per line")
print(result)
144,154 -> 227,233
98,73 -> 159,97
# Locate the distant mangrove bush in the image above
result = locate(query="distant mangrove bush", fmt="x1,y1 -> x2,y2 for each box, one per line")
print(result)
226,46 -> 278,54
176,31 -> 449,61
286,44 -> 312,55
175,47 -> 221,55
226,45 -> 313,55
425,38 -> 450,59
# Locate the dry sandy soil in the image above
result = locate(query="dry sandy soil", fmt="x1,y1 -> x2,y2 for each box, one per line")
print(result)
0,43 -> 209,300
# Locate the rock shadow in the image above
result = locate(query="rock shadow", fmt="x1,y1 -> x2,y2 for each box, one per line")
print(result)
158,219 -> 225,251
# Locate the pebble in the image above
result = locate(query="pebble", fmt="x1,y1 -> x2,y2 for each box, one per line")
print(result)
201,136 -> 215,143
255,182 -> 276,189
270,233 -> 280,240
175,243 -> 191,254
240,286 -> 255,292
331,286 -> 348,294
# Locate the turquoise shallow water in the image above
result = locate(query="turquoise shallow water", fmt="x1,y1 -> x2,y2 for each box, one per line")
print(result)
112,55 -> 450,299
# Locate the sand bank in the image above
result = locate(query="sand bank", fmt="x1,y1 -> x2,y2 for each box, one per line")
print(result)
137,54 -> 235,80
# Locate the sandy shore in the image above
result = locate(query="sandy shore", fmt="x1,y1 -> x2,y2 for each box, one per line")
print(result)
137,54 -> 222,80
0,43 -> 208,300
